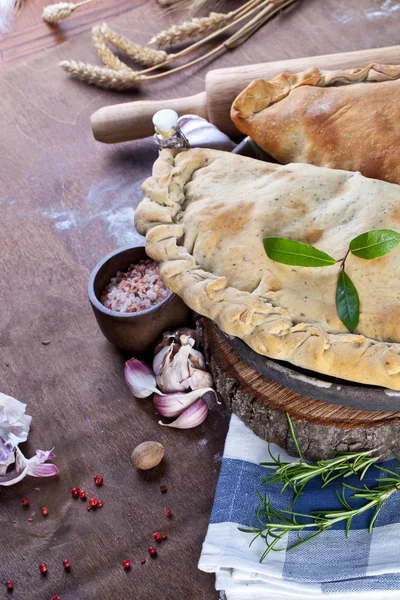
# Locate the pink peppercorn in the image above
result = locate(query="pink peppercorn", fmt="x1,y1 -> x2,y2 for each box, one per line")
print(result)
87,498 -> 98,511
148,546 -> 157,557
39,562 -> 47,574
5,581 -> 13,590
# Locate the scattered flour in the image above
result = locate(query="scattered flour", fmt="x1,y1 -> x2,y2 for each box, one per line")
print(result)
331,0 -> 400,23
39,175 -> 145,246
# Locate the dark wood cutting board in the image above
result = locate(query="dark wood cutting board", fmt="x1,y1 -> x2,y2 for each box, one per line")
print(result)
1,1 -> 400,598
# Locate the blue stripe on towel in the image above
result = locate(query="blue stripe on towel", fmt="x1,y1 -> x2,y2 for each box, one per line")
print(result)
209,458 -> 292,526
321,574 -> 400,594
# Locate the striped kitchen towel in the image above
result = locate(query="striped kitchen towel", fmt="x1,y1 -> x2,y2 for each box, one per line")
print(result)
198,414 -> 400,599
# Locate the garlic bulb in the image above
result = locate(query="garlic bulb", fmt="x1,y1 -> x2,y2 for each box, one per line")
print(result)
156,344 -> 193,393
154,329 -> 214,394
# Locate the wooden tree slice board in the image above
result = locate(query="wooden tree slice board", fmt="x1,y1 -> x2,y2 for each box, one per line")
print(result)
200,318 -> 400,460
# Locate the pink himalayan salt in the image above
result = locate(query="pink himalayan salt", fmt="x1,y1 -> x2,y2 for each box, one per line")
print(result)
100,259 -> 169,313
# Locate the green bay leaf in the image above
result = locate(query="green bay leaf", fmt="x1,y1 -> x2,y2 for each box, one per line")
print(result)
336,270 -> 360,333
349,229 -> 400,260
263,237 -> 336,268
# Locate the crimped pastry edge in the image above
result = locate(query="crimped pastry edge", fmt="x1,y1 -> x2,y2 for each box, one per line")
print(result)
230,63 -> 400,124
134,148 -> 400,390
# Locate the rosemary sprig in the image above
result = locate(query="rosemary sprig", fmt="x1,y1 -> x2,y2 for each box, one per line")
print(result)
240,414 -> 400,562
261,414 -> 379,504
240,475 -> 400,562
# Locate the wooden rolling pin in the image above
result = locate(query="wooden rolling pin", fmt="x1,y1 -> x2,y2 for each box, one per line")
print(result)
91,45 -> 400,144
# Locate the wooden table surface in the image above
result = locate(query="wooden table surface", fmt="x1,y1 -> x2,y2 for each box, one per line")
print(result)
1,1 -> 400,599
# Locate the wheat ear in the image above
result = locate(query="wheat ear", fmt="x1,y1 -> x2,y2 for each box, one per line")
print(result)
92,26 -> 130,71
59,60 -> 141,90
149,11 -> 235,46
42,0 -> 93,23
100,24 -> 168,67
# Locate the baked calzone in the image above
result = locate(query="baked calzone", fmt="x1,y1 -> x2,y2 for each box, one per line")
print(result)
135,148 -> 400,389
231,64 -> 400,184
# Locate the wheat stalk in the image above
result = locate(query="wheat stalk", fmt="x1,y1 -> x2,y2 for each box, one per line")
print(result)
59,0 -> 298,91
92,26 -> 129,71
157,0 -> 219,10
144,0 -> 296,81
59,60 -> 141,90
149,11 -> 234,46
100,23 -> 168,67
42,0 -> 93,24
227,0 -> 297,48
137,0 -> 264,79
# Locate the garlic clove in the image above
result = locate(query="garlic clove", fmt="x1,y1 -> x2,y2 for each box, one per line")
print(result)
153,387 -> 215,418
152,344 -> 171,377
182,369 -> 214,390
153,338 -> 171,356
188,347 -> 206,371
124,358 -> 161,398
158,398 -> 208,429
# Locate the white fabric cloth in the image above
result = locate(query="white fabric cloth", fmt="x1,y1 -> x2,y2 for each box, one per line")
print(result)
198,414 -> 400,599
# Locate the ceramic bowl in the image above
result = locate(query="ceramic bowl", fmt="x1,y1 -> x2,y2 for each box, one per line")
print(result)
88,246 -> 191,353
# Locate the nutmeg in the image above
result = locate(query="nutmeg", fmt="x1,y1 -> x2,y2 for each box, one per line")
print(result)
131,441 -> 164,470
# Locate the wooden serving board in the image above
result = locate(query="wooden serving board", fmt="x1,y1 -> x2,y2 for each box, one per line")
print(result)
201,319 -> 400,461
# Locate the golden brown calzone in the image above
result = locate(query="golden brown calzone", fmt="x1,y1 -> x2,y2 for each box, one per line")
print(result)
135,148 -> 400,390
231,64 -> 400,184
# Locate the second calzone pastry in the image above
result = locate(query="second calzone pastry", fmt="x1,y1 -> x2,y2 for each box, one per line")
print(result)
231,64 -> 400,184
135,148 -> 400,390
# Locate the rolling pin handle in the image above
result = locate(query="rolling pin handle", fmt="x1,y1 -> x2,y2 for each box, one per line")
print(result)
91,92 -> 208,144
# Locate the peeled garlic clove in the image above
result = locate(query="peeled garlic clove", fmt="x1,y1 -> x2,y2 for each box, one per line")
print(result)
153,387 -> 215,418
178,115 -> 236,151
124,358 -> 161,398
182,369 -> 214,390
158,398 -> 208,429
131,441 -> 164,470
